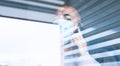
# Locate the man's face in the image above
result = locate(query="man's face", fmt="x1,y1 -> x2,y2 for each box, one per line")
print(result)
57,6 -> 79,26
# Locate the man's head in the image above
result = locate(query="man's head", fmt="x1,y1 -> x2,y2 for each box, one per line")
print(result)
56,6 -> 81,26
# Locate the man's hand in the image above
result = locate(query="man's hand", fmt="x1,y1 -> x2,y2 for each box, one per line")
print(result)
71,28 -> 88,55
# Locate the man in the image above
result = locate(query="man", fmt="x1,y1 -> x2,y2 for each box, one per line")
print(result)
54,6 -> 101,66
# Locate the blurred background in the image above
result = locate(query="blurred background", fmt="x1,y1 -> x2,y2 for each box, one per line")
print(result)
0,0 -> 120,66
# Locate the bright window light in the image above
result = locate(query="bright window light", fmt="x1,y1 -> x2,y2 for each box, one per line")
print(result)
0,17 -> 61,66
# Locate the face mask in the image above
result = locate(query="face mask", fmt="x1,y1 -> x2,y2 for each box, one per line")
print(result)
56,18 -> 74,30
55,18 -> 75,40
